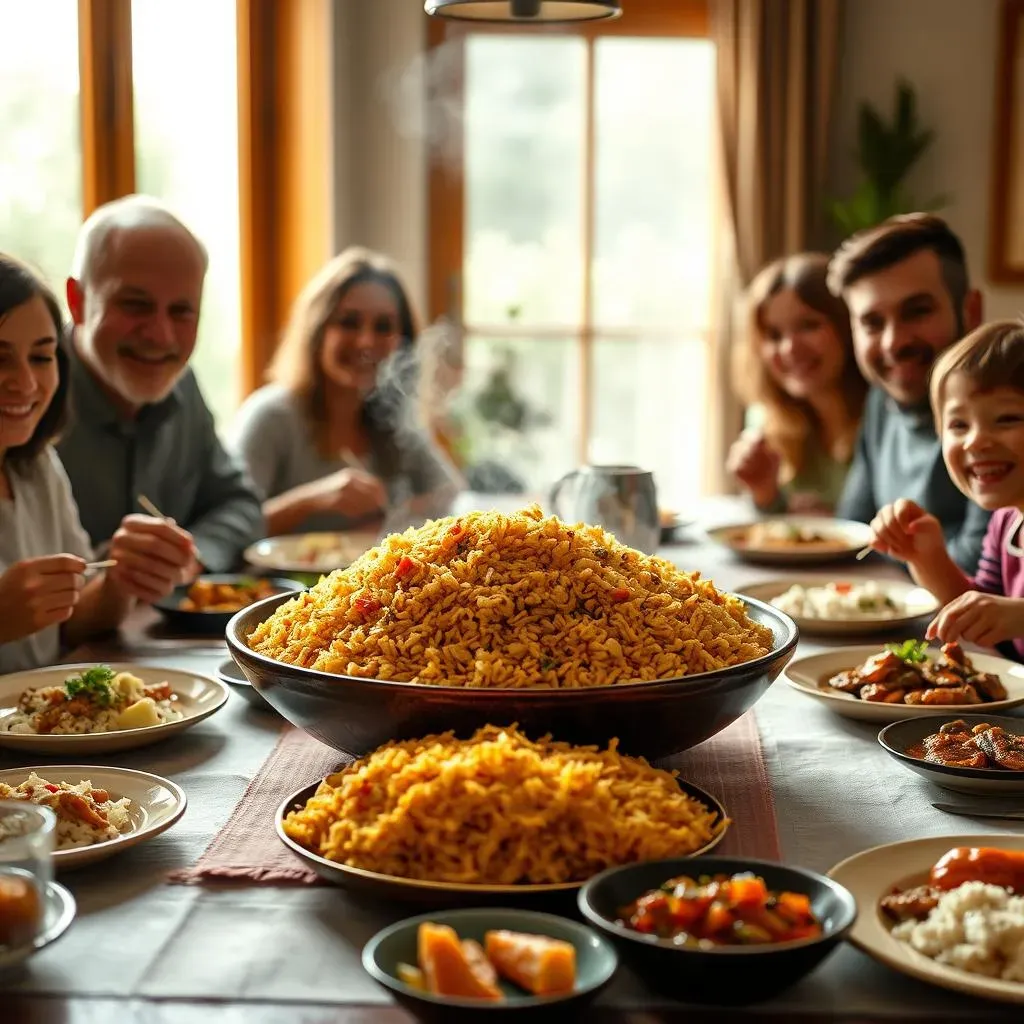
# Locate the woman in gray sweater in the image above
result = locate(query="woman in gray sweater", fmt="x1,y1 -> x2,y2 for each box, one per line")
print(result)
230,247 -> 463,537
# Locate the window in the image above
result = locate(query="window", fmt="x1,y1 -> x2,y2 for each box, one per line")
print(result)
0,1 -> 82,289
0,0 -> 330,429
131,0 -> 242,424
428,2 -> 716,511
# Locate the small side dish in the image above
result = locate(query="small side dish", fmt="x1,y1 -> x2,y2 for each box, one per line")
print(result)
881,846 -> 1024,983
179,577 -> 278,613
0,666 -> 181,735
0,773 -> 130,849
828,640 -> 1008,707
397,922 -> 577,1001
615,870 -> 822,947
908,720 -> 1024,770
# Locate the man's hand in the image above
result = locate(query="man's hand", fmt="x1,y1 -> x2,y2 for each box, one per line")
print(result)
107,515 -> 202,604
927,591 -> 1024,649
0,555 -> 87,642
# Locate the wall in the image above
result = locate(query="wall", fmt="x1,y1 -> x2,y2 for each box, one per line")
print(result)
828,0 -> 1023,321
331,0 -> 429,315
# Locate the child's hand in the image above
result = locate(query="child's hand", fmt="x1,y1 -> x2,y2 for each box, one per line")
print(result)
107,515 -> 203,604
927,591 -> 1024,648
869,499 -> 946,564
0,555 -> 87,643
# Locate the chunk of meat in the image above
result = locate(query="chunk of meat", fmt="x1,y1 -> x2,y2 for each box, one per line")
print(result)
969,672 -> 1008,702
860,683 -> 908,703
880,885 -> 940,923
973,726 -> 1024,771
922,727 -> 989,768
858,651 -> 906,685
905,685 -> 981,706
829,670 -> 865,694
56,792 -> 109,829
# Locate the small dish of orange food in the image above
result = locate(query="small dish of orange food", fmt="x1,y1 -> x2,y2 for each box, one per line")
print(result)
616,870 -> 822,947
361,907 -> 617,1017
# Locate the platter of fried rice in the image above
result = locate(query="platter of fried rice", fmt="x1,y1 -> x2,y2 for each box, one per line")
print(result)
277,724 -> 729,899
245,506 -> 777,689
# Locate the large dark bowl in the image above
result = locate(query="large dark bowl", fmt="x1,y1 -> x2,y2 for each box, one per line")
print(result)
578,856 -> 857,1005
225,592 -> 798,760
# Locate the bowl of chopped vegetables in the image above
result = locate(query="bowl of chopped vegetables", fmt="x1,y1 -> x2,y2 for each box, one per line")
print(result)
577,856 -> 857,1004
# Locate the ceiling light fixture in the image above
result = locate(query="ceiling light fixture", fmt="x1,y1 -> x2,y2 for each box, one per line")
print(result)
424,1 -> 622,24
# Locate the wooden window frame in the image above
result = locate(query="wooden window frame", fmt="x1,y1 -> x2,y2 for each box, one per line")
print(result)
426,0 -> 711,461
75,0 -> 332,398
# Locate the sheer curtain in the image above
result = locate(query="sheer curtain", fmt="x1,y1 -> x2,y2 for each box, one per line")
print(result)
705,0 -> 841,491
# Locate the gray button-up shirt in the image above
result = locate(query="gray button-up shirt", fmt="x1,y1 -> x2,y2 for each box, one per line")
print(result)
56,355 -> 265,572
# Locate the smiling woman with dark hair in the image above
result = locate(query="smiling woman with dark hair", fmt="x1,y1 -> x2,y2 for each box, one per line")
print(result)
229,246 -> 463,537
0,255 -> 159,672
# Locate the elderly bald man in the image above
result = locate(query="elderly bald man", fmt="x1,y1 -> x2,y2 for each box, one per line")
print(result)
57,194 -> 263,602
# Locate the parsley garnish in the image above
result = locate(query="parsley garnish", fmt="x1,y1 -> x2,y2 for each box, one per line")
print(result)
64,665 -> 116,707
885,639 -> 928,664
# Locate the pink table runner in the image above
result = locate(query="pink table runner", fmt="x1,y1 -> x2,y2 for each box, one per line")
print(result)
170,711 -> 781,885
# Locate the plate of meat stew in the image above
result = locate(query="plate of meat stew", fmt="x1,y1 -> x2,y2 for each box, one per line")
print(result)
878,715 -> 1024,794
783,640 -> 1024,722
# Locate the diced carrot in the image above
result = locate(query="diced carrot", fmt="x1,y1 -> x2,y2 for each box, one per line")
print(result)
834,582 -> 853,594
776,891 -> 812,918
703,901 -> 734,936
611,587 -> 629,602
727,875 -> 767,907
395,556 -> 415,579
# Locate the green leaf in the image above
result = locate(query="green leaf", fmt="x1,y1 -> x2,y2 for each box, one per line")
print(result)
884,639 -> 929,664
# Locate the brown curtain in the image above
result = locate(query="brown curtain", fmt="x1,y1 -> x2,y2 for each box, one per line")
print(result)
704,0 -> 841,491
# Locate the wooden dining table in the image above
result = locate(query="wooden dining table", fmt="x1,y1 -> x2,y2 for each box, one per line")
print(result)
4,496 -> 1024,1023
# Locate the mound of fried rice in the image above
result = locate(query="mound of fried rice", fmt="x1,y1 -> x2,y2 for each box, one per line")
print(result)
247,506 -> 774,688
281,724 -> 725,885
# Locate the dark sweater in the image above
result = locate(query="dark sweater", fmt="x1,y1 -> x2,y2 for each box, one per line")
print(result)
836,388 -> 991,574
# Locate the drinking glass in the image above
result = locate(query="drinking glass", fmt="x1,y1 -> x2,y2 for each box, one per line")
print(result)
0,801 -> 54,949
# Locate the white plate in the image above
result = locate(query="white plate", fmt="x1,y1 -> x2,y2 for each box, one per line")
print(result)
0,765 -> 187,869
784,645 -> 1024,722
0,663 -> 229,754
740,578 -> 940,637
828,834 -> 1024,1005
706,515 -> 874,566
243,530 -> 378,575
0,879 -> 76,972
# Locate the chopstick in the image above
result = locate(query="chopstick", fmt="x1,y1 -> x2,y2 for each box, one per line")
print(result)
84,559 -> 117,576
138,494 -> 166,519
855,544 -> 874,561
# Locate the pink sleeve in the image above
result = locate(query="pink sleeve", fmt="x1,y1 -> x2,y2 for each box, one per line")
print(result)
970,509 -> 1008,595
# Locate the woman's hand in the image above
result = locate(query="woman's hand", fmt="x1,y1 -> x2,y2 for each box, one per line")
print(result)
310,468 -> 388,520
107,515 -> 202,604
726,431 -> 781,509
0,555 -> 87,643
927,592 -> 1024,649
868,499 -> 946,565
